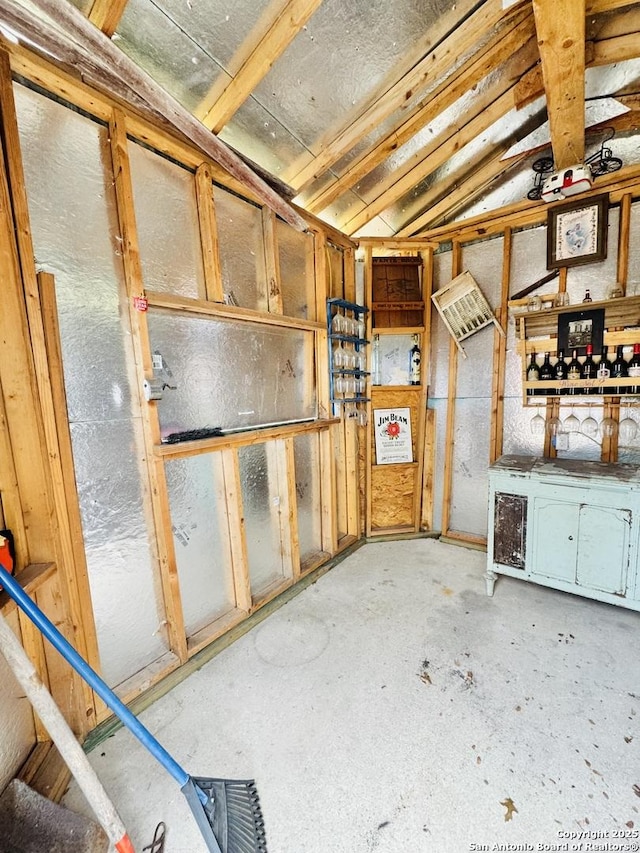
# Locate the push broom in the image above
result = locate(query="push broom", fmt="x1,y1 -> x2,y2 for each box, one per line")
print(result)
0,555 -> 267,853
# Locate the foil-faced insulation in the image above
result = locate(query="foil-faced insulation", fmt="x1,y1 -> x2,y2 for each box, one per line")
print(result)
115,0 -> 225,115
238,444 -> 287,597
276,220 -> 315,320
148,310 -> 316,434
165,454 -> 236,636
128,140 -> 205,300
293,432 -> 323,565
213,186 -> 268,311
15,83 -> 166,687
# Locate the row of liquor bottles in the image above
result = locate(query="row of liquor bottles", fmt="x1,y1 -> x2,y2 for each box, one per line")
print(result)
526,344 -> 640,396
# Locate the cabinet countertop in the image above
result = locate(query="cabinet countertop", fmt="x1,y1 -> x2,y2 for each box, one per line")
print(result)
489,454 -> 640,484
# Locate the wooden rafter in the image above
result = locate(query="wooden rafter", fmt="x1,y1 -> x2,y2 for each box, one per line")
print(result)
305,11 -> 537,214
0,0 -> 308,231
87,0 -> 128,37
587,0 -> 640,11
532,0 -> 586,169
198,0 -> 324,134
342,80 -> 531,237
287,0 -> 519,193
516,7 -> 640,109
396,145 -> 531,238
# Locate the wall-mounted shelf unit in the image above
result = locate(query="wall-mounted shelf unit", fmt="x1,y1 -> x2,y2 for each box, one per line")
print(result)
327,297 -> 369,417
516,294 -> 640,403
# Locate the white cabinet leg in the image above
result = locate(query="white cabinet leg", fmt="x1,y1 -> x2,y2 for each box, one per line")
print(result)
484,568 -> 497,597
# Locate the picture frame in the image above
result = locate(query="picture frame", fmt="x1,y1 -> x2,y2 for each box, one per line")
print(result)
546,193 -> 609,270
557,308 -> 605,357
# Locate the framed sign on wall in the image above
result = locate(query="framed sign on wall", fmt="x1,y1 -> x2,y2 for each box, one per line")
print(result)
546,193 -> 609,270
374,407 -> 413,465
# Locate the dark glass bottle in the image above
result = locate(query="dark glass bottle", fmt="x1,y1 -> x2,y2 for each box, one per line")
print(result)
583,289 -> 593,303
581,344 -> 597,394
554,348 -> 568,396
628,343 -> 640,394
611,344 -> 628,394
409,335 -> 421,385
539,352 -> 554,395
566,349 -> 582,395
597,346 -> 612,394
526,352 -> 540,396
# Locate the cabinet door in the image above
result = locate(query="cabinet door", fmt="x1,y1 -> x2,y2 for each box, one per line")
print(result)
493,492 -> 527,569
531,497 -> 579,582
576,504 -> 631,595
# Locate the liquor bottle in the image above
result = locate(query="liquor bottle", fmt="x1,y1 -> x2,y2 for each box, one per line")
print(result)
597,346 -> 612,395
611,344 -> 628,394
372,334 -> 381,386
539,352 -> 554,396
526,352 -> 540,396
628,344 -> 640,394
583,289 -> 593,303
581,344 -> 597,394
566,349 -> 582,395
554,348 -> 568,395
409,335 -> 421,385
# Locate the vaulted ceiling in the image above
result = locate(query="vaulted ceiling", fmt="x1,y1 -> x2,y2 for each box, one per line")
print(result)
4,0 -> 640,238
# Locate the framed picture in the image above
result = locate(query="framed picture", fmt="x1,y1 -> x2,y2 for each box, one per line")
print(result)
546,193 -> 609,270
557,308 -> 605,357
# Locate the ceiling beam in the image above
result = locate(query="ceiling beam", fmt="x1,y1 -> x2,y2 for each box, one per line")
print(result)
396,147 -> 529,238
532,0 -> 586,169
287,0 -> 524,194
516,6 -> 640,110
342,83 -> 522,237
2,0 -> 308,231
198,0 -> 324,134
586,0 -> 640,11
87,0 -> 128,37
305,13 -> 537,215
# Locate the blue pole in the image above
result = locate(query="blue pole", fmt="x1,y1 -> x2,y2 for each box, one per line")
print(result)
0,562 -> 191,789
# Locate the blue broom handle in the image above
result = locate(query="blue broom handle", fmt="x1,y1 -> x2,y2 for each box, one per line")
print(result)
0,562 -> 190,789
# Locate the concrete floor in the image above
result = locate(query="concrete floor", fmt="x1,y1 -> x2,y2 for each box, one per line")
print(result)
63,538 -> 640,853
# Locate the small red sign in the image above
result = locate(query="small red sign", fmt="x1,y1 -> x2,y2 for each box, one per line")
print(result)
133,295 -> 148,312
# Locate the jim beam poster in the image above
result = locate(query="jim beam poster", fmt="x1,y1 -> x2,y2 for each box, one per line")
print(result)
374,407 -> 413,465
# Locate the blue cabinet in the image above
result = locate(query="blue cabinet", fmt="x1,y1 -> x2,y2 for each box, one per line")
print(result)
487,456 -> 640,611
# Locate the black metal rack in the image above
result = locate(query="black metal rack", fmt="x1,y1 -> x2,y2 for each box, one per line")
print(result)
327,297 -> 370,418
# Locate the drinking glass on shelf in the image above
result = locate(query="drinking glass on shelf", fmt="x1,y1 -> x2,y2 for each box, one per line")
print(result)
600,416 -> 618,438
580,407 -> 599,438
357,406 -> 368,427
334,376 -> 346,396
553,292 -> 570,308
619,408 -> 638,443
563,409 -> 580,433
606,282 -> 624,300
546,415 -> 562,436
331,312 -> 344,334
530,411 -> 546,435
333,343 -> 345,368
528,295 -> 542,312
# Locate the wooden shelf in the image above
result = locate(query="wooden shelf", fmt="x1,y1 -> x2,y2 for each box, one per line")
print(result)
525,377 -> 640,396
371,384 -> 423,391
373,326 -> 425,335
0,562 -> 56,615
517,294 -> 640,340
